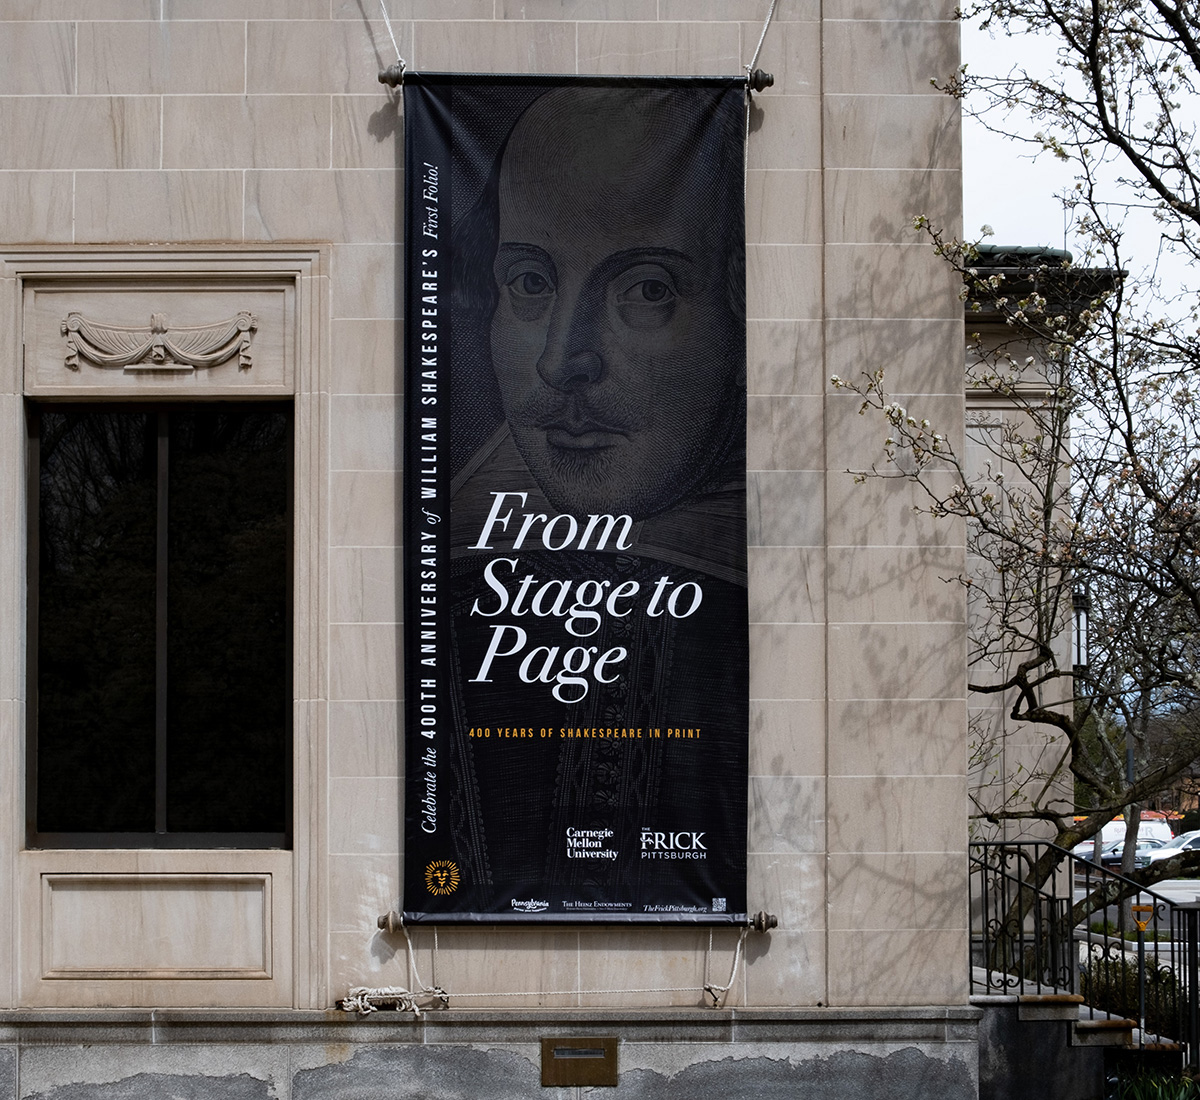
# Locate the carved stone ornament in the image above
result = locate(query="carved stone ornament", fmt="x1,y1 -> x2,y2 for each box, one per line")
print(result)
60,310 -> 257,373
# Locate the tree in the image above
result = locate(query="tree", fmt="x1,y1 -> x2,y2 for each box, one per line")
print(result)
837,0 -> 1200,910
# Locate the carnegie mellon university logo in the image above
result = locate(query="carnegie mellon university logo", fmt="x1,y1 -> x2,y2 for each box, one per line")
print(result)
425,860 -> 461,895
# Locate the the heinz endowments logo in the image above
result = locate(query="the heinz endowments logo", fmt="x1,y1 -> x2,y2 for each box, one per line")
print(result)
639,829 -> 708,860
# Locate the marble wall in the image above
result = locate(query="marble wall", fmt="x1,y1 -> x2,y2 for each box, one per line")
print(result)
0,0 -> 966,1024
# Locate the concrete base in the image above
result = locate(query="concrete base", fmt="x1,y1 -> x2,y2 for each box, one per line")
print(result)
0,1007 -> 979,1099
976,1000 -> 1104,1100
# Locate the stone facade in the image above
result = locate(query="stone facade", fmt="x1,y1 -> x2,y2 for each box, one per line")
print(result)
0,0 -> 968,1094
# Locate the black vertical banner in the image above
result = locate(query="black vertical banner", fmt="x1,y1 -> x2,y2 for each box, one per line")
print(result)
403,74 -> 748,923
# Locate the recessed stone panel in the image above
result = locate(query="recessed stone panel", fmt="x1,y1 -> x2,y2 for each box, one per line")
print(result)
23,279 -> 292,397
42,874 -> 271,978
17,847 -> 295,1007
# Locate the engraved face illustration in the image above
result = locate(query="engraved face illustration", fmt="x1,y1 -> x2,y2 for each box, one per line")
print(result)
488,88 -> 744,520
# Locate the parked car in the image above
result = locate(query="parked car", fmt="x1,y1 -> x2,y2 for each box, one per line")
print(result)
1145,830 -> 1200,865
1071,838 -> 1119,860
1102,838 -> 1166,868
1071,836 -> 1170,872
1071,816 -> 1177,860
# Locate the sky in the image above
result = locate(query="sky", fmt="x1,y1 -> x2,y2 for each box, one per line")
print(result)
960,18 -> 1079,253
959,15 -> 1197,305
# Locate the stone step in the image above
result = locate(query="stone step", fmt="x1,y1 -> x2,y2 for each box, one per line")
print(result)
1132,1039 -> 1182,1052
1071,1017 -> 1135,1047
1018,993 -> 1085,1022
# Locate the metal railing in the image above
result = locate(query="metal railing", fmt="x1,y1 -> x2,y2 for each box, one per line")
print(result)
970,841 -> 1200,1067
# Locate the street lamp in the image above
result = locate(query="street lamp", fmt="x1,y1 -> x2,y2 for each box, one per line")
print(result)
1073,586 -> 1091,672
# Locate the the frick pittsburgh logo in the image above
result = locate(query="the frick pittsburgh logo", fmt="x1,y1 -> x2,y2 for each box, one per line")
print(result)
425,860 -> 461,895
640,830 -> 706,851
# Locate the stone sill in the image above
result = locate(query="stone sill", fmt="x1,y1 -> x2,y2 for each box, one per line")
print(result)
0,1005 -> 981,1046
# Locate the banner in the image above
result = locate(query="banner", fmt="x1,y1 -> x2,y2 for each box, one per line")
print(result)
403,74 -> 748,923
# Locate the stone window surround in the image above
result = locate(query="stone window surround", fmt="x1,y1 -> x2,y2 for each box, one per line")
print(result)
0,246 -> 330,1010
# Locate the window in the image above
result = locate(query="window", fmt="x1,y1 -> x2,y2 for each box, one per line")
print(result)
27,403 -> 292,847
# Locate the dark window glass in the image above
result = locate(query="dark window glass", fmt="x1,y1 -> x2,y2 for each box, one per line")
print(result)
35,410 -> 158,833
29,404 -> 292,847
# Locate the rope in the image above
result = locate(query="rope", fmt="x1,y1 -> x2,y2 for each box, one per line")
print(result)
339,917 -> 447,1016
743,0 -> 780,196
340,921 -> 748,1014
747,0 -> 780,77
703,926 -> 748,1007
378,0 -> 405,67
435,985 -> 712,1000
340,984 -> 448,1015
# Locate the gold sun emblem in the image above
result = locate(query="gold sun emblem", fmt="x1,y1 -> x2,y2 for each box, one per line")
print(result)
425,860 -> 461,895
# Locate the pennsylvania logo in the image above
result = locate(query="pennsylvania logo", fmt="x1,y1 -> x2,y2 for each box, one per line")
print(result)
425,860 -> 461,896
511,898 -> 550,913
